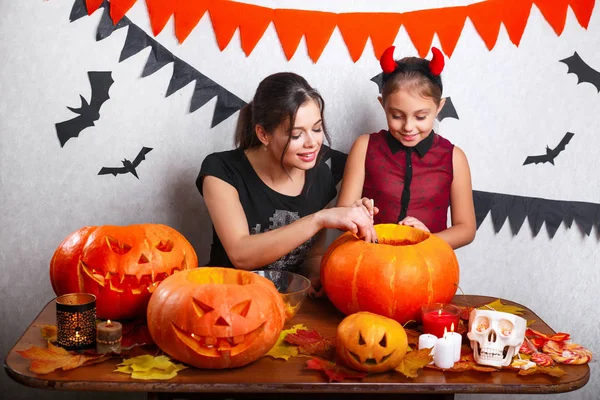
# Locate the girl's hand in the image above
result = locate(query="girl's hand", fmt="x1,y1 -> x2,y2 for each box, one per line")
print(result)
307,276 -> 324,299
398,216 -> 430,233
316,207 -> 378,243
352,197 -> 379,221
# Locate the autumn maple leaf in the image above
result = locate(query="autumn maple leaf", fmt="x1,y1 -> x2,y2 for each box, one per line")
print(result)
265,324 -> 307,360
404,328 -> 421,347
306,357 -> 368,382
478,299 -> 525,315
284,329 -> 334,358
39,325 -> 57,342
395,348 -> 433,378
17,342 -> 109,374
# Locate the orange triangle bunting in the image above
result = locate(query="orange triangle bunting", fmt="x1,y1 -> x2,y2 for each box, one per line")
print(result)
238,4 -> 273,56
209,2 -> 272,54
402,7 -> 467,58
533,0 -> 570,35
110,0 -> 137,25
175,0 -> 209,43
86,0 -> 104,15
146,0 -> 175,36
501,0 -> 532,46
568,0 -> 596,28
273,9 -> 336,62
467,0 -> 505,51
368,13 -> 402,59
337,13 -> 374,62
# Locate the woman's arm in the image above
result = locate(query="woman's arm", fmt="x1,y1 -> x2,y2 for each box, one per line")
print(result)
202,176 -> 376,270
434,146 -> 476,249
301,229 -> 328,297
337,134 -> 370,207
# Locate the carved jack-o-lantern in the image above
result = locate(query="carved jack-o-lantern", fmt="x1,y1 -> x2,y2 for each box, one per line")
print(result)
50,224 -> 198,320
336,312 -> 408,373
147,267 -> 286,369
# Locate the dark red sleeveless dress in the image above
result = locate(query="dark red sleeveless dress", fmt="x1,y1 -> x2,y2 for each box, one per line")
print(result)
362,130 -> 454,233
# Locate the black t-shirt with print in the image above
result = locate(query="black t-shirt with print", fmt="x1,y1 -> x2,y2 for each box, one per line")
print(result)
197,148 -> 337,273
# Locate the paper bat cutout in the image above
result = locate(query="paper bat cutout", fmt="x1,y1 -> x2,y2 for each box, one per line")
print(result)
437,97 -> 459,121
98,147 -> 153,179
523,132 -> 574,166
55,71 -> 114,147
560,52 -> 600,92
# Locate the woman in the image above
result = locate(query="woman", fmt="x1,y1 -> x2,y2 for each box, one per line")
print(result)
197,72 -> 376,294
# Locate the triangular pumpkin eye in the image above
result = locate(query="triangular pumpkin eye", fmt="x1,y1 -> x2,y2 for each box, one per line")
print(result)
379,333 -> 387,348
358,332 -> 366,345
215,317 -> 230,327
106,236 -> 132,254
231,299 -> 252,317
155,239 -> 174,252
192,299 -> 214,318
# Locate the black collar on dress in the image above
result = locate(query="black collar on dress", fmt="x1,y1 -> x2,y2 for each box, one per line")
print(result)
385,130 -> 435,157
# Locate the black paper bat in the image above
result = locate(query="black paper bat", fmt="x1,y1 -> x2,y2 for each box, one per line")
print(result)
560,52 -> 600,92
55,71 -> 114,147
523,132 -> 574,166
98,147 -> 153,179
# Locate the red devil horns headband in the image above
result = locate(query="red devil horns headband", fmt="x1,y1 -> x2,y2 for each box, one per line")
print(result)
379,46 -> 445,76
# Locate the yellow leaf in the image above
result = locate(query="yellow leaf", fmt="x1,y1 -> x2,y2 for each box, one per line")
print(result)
39,325 -> 57,342
265,324 -> 307,360
115,355 -> 187,380
395,348 -> 433,378
478,299 -> 525,315
518,365 -> 565,378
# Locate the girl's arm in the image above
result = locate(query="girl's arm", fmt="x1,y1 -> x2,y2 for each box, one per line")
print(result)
301,229 -> 328,297
337,134 -> 370,207
434,146 -> 476,249
202,176 -> 376,270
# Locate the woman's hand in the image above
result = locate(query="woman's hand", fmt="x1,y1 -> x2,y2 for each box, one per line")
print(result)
307,276 -> 324,299
352,197 -> 379,221
398,216 -> 430,232
315,206 -> 378,243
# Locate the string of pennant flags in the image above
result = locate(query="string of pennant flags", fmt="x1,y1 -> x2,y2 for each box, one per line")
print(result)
83,0 -> 596,62
71,0 -> 247,127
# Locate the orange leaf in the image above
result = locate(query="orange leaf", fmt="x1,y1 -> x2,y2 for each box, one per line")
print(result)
284,329 -> 334,358
404,328 -> 421,347
395,348 -> 433,378
306,357 -> 368,382
17,342 -> 108,374
39,325 -> 57,342
518,365 -> 566,378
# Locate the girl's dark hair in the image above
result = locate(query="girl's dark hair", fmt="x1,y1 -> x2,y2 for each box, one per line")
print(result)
381,57 -> 443,106
234,72 -> 331,168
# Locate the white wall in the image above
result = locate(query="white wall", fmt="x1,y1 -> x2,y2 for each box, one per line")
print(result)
1,1 -> 598,399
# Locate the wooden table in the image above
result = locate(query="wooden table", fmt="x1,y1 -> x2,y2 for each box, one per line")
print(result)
4,295 -> 590,400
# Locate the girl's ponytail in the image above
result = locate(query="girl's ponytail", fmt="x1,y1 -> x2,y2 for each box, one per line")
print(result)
234,102 -> 255,149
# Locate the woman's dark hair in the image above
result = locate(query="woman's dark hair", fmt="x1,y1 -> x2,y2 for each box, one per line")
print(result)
234,72 -> 331,168
381,57 -> 443,106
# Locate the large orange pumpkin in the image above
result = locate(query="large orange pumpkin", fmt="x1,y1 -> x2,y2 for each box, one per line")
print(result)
50,224 -> 198,320
321,224 -> 459,324
147,267 -> 286,369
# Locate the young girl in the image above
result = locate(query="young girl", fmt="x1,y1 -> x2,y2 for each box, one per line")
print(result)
337,47 -> 476,249
197,72 -> 376,294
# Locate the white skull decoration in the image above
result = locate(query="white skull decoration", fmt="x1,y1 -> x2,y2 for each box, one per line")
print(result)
467,309 -> 526,367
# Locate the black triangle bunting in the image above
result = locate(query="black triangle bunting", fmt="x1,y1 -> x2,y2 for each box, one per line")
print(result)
70,0 -> 246,128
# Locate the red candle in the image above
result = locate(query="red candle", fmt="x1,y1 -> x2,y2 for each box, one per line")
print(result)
421,304 -> 460,338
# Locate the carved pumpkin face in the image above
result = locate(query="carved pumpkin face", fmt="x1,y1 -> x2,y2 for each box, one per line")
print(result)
322,224 -> 459,324
50,224 -> 198,320
336,312 -> 408,373
147,267 -> 286,369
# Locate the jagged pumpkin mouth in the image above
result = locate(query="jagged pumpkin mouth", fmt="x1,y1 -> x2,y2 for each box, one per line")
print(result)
79,260 -> 185,294
172,322 -> 265,358
348,350 -> 394,365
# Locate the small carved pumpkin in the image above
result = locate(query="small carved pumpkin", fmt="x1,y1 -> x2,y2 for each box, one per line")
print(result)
322,224 -> 459,324
147,267 -> 286,369
50,224 -> 197,320
336,312 -> 408,373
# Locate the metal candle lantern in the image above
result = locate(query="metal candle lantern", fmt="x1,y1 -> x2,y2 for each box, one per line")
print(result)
56,293 -> 97,350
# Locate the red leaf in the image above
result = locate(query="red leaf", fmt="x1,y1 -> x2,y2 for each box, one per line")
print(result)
306,357 -> 368,382
121,318 -> 154,348
526,328 -> 570,343
284,329 -> 334,357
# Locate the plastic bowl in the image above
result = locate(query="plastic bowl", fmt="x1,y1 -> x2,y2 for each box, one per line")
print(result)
254,270 -> 311,321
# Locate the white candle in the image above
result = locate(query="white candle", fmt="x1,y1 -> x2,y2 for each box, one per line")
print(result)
433,337 -> 455,369
444,331 -> 462,362
418,333 -> 437,364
